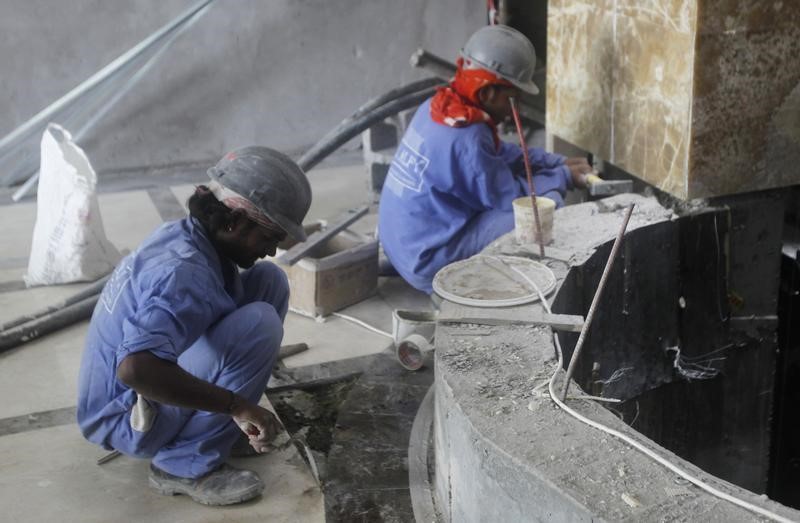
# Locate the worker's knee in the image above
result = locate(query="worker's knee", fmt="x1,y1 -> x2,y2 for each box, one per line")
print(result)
234,302 -> 284,361
248,262 -> 289,297
240,262 -> 290,319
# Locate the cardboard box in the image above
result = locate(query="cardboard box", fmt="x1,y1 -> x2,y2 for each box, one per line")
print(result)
275,226 -> 378,317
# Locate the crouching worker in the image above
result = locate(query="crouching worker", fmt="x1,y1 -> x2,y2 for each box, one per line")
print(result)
77,146 -> 312,506
378,25 -> 593,293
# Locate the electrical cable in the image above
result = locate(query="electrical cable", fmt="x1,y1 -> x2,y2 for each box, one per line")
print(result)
331,311 -> 393,339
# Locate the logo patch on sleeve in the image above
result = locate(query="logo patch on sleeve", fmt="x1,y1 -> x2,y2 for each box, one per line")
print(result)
388,140 -> 429,193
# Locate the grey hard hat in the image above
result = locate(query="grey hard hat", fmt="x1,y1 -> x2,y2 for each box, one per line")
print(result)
460,25 -> 539,95
208,146 -> 312,242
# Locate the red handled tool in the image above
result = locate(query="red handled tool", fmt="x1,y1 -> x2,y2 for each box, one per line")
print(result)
509,97 -> 545,257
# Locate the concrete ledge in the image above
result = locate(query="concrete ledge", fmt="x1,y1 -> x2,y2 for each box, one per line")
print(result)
432,194 -> 799,522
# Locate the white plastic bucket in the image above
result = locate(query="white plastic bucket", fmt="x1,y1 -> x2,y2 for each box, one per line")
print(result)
513,196 -> 555,245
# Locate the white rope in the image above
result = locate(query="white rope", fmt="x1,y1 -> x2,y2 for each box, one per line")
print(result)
509,265 -> 792,522
666,346 -> 723,381
598,366 -> 634,385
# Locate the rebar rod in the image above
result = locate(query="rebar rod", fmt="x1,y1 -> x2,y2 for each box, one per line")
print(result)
560,203 -> 635,401
509,96 -> 545,258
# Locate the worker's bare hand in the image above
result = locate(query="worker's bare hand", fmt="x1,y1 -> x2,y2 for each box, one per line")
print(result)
564,157 -> 592,188
232,402 -> 283,453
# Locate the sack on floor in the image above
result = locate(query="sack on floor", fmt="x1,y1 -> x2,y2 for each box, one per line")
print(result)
24,123 -> 120,286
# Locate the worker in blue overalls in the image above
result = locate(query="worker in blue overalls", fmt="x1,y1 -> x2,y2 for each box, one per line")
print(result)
378,25 -> 594,293
77,147 -> 312,506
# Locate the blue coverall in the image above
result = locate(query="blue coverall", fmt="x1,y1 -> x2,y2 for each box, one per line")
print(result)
77,217 -> 287,479
378,98 -> 572,293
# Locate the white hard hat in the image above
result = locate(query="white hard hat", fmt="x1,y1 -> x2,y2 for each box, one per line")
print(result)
460,25 -> 539,95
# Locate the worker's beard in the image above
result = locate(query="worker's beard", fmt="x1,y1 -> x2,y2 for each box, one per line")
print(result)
214,235 -> 259,269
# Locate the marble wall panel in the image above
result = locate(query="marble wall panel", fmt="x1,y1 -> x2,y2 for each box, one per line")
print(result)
617,0 -> 696,32
547,2 -> 615,159
690,24 -> 800,198
613,14 -> 694,196
548,0 -> 800,200
613,96 -> 690,196
696,0 -> 800,34
613,16 -> 695,105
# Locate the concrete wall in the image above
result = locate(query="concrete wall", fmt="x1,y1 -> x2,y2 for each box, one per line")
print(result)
0,0 -> 484,176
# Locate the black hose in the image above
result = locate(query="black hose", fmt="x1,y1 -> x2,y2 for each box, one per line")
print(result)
0,274 -> 110,332
351,77 -> 443,122
297,78 -> 443,174
298,86 -> 439,172
0,294 -> 99,354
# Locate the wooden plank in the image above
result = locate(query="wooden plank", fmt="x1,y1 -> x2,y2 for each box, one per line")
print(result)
277,206 -> 370,266
438,307 -> 584,332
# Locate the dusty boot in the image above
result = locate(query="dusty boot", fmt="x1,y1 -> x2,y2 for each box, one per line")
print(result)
148,463 -> 264,506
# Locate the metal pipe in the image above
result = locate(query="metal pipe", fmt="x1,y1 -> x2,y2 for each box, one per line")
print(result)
509,96 -> 545,258
295,77 -> 443,175
297,87 -> 437,172
0,274 -> 109,332
352,77 -> 443,122
560,203 -> 635,401
409,49 -> 457,80
0,294 -> 99,354
3,0 -> 216,192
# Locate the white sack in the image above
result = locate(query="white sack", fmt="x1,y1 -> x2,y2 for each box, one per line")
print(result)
24,123 -> 120,286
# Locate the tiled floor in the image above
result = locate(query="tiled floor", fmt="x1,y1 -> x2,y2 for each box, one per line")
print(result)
0,162 -> 430,522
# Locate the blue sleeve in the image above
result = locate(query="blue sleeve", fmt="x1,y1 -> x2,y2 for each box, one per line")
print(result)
494,140 -> 572,207
117,266 -> 217,365
497,141 -> 566,172
531,164 -> 573,207
529,147 -> 566,170
449,132 -> 528,212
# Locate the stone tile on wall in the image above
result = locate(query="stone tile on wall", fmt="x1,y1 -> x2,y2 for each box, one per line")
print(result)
613,96 -> 690,197
613,15 -> 695,105
548,0 -> 800,200
617,0 -> 697,33
547,2 -> 615,159
611,14 -> 694,198
690,25 -> 800,198
696,0 -> 800,34
548,89 -> 613,160
689,115 -> 769,197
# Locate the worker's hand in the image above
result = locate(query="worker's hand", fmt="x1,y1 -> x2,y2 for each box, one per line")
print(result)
232,402 -> 283,453
564,157 -> 593,189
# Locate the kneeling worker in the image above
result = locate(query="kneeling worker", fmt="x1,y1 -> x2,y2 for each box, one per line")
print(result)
379,25 -> 593,293
77,147 -> 312,505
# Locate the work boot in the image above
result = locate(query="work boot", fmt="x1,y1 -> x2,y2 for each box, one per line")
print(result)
148,463 -> 264,506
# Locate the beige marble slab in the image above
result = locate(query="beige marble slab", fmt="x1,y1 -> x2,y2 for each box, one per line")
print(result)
547,0 -> 800,200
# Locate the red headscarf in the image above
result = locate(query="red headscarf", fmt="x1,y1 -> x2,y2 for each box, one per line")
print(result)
430,57 -> 513,149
